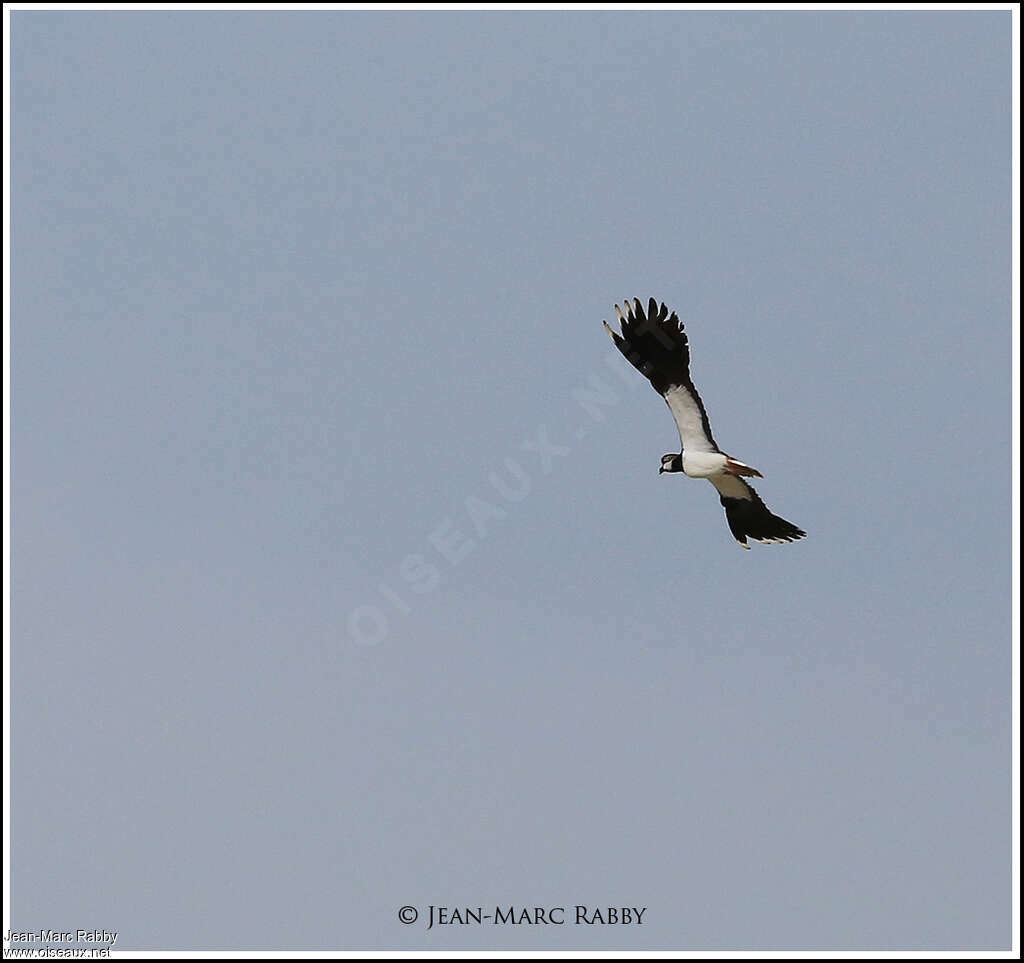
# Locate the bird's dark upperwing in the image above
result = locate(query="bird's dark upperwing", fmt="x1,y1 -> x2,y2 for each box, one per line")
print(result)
603,297 -> 718,453
708,474 -> 806,549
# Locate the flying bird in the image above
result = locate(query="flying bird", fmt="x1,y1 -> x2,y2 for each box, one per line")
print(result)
604,297 -> 805,549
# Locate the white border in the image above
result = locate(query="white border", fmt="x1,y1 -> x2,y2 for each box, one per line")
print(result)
2,3 -> 1015,958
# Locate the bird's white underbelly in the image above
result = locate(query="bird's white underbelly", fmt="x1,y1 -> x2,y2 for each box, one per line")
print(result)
681,450 -> 728,478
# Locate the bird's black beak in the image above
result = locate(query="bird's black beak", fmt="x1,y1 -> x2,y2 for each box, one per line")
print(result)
658,466 -> 665,475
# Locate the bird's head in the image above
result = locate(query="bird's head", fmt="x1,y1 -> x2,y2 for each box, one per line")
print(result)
659,453 -> 683,474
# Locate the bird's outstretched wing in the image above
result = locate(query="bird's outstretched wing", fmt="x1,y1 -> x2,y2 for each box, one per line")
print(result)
709,474 -> 807,549
603,297 -> 718,453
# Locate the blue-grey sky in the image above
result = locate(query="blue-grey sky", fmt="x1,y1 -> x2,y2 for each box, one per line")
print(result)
11,9 -> 1012,952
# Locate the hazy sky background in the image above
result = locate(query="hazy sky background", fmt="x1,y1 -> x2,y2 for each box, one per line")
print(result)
11,10 -> 1012,951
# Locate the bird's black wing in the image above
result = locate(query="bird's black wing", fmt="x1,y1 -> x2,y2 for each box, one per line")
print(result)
708,474 -> 806,549
603,297 -> 718,452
